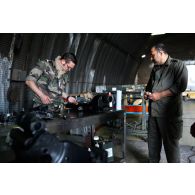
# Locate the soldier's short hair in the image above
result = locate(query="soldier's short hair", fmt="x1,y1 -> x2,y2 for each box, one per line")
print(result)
61,52 -> 77,65
153,43 -> 168,54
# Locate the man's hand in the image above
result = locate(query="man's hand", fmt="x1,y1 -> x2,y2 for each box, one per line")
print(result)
144,91 -> 151,100
148,92 -> 162,101
144,91 -> 162,101
40,94 -> 53,104
145,89 -> 173,102
68,96 -> 78,105
26,80 -> 53,105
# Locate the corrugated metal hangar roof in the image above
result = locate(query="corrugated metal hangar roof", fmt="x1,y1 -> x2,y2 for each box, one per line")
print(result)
1,33 -> 195,111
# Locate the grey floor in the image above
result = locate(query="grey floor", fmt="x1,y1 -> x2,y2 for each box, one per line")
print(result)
180,100 -> 195,146
124,99 -> 195,163
125,137 -> 195,163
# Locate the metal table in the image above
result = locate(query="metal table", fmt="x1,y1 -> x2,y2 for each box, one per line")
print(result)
46,109 -> 126,161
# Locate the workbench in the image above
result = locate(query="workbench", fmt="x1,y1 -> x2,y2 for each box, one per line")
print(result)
46,109 -> 126,161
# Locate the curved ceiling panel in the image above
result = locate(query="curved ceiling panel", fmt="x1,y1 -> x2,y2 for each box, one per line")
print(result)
1,33 -> 151,96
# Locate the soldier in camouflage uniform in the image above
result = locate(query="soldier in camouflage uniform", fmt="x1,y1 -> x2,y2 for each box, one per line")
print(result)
26,52 -> 77,111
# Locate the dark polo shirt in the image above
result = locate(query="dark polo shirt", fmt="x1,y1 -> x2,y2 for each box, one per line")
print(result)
146,56 -> 188,117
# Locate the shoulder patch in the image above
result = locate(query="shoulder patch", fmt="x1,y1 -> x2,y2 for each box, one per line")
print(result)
36,59 -> 52,70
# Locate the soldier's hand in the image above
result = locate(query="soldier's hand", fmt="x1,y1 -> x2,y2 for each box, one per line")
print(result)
40,94 -> 53,104
68,96 -> 78,105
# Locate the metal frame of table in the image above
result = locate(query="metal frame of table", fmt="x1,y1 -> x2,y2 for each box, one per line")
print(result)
46,109 -> 126,161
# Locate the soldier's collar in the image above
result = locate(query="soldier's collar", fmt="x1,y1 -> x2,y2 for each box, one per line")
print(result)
154,56 -> 170,69
54,56 -> 61,67
164,56 -> 171,66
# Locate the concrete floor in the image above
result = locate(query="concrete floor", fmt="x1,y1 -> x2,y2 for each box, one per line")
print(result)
125,137 -> 195,163
124,99 -> 195,163
180,100 -> 195,146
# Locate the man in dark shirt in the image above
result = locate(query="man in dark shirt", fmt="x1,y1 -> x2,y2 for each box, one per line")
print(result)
144,43 -> 188,163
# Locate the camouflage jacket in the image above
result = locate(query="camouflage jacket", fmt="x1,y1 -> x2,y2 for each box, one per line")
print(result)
26,56 -> 69,106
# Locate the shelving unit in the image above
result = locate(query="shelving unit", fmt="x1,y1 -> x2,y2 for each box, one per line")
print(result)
122,88 -> 148,139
